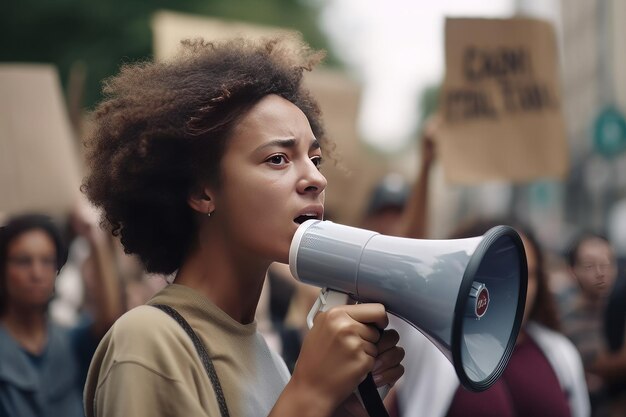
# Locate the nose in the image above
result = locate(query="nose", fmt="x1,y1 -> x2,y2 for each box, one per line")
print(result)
31,261 -> 48,282
30,258 -> 56,283
297,159 -> 327,195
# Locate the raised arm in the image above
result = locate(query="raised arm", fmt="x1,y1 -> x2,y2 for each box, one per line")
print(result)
71,198 -> 123,338
399,116 -> 440,239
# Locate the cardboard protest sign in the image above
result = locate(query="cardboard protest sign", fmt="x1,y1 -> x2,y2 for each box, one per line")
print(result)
439,18 -> 568,184
152,10 -> 301,62
0,64 -> 82,217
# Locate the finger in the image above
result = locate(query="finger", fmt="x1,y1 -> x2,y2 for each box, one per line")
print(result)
361,341 -> 378,358
343,303 -> 388,330
355,323 -> 382,344
373,346 -> 405,374
320,308 -> 380,343
373,364 -> 405,387
376,329 -> 400,353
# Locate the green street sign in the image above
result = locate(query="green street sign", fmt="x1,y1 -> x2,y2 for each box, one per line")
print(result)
593,106 -> 626,158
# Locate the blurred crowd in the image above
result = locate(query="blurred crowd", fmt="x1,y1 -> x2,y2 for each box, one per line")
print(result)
258,116 -> 625,417
2,114 -> 625,417
374,119 -> 626,417
1,34 -> 625,416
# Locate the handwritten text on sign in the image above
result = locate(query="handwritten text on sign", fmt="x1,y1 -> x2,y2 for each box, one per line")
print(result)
444,46 -> 557,123
438,18 -> 568,184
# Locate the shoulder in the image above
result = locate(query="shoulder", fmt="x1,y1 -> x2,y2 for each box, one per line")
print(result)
527,322 -> 576,353
526,323 -> 590,416
86,306 -> 201,397
527,322 -> 583,371
106,305 -> 193,354
90,305 -> 199,378
111,305 -> 171,332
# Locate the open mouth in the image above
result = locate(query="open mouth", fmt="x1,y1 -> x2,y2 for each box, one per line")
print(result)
294,214 -> 321,225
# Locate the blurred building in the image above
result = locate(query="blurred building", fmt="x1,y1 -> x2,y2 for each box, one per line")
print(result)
512,0 -> 626,252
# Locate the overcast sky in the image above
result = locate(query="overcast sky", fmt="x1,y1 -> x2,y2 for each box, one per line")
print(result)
316,0 -> 515,152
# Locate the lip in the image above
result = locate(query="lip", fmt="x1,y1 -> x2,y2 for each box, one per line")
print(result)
293,204 -> 324,224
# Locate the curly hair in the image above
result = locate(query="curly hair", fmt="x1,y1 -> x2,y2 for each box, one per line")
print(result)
82,37 -> 327,275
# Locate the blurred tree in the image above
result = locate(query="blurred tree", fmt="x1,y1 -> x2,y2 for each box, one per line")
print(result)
1,0 -> 335,109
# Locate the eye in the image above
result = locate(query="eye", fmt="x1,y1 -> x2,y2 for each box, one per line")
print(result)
266,154 -> 288,166
311,155 -> 323,169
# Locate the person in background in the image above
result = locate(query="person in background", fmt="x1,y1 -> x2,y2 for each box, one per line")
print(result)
559,233 -> 626,416
82,37 -> 404,417
397,115 -> 438,240
359,115 -> 437,240
0,212 -> 121,417
361,173 -> 410,237
384,116 -> 589,416
389,220 -> 589,417
603,263 -> 626,415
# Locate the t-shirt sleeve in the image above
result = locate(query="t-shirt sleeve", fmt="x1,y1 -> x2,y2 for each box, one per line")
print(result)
93,360 -> 213,417
69,314 -> 99,389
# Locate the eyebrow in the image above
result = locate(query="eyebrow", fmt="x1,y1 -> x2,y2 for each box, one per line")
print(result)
254,138 -> 320,153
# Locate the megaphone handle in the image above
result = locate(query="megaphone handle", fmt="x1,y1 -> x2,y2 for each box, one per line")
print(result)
307,288 -> 390,417
306,288 -> 350,328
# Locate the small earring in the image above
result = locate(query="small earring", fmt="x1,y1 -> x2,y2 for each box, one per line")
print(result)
207,210 -> 212,217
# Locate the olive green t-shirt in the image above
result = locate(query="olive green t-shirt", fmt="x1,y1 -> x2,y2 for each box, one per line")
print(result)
84,284 -> 290,417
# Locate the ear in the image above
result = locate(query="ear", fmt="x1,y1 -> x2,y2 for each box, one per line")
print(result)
187,186 -> 216,215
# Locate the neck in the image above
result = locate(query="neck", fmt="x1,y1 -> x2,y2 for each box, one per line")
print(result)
581,292 -> 607,310
0,305 -> 48,354
175,227 -> 271,324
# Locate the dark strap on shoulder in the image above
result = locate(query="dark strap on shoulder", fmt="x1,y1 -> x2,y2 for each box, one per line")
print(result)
152,304 -> 230,417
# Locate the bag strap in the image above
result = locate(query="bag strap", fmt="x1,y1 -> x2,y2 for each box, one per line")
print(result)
152,304 -> 230,417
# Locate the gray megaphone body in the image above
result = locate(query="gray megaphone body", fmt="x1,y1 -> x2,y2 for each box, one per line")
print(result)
289,220 -> 527,392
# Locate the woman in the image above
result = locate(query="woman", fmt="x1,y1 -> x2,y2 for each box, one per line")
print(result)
82,37 -> 404,417
393,221 -> 590,417
378,118 -> 589,416
0,214 -> 92,417
562,233 -> 624,416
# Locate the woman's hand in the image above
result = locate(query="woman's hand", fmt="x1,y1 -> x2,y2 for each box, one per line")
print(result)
332,329 -> 405,417
372,328 -> 404,388
277,303 -> 404,417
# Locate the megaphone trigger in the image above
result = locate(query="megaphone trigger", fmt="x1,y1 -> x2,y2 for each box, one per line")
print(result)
306,288 -> 351,329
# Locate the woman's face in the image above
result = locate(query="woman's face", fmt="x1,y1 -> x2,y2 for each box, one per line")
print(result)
211,94 -> 326,264
521,235 -> 538,326
3,229 -> 57,310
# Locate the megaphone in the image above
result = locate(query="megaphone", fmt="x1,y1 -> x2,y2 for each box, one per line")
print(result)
289,220 -> 527,392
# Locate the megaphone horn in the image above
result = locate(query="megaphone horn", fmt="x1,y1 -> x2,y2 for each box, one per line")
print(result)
289,220 -> 527,392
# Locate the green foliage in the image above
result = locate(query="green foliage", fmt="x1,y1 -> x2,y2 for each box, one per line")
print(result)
1,0 -> 334,108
